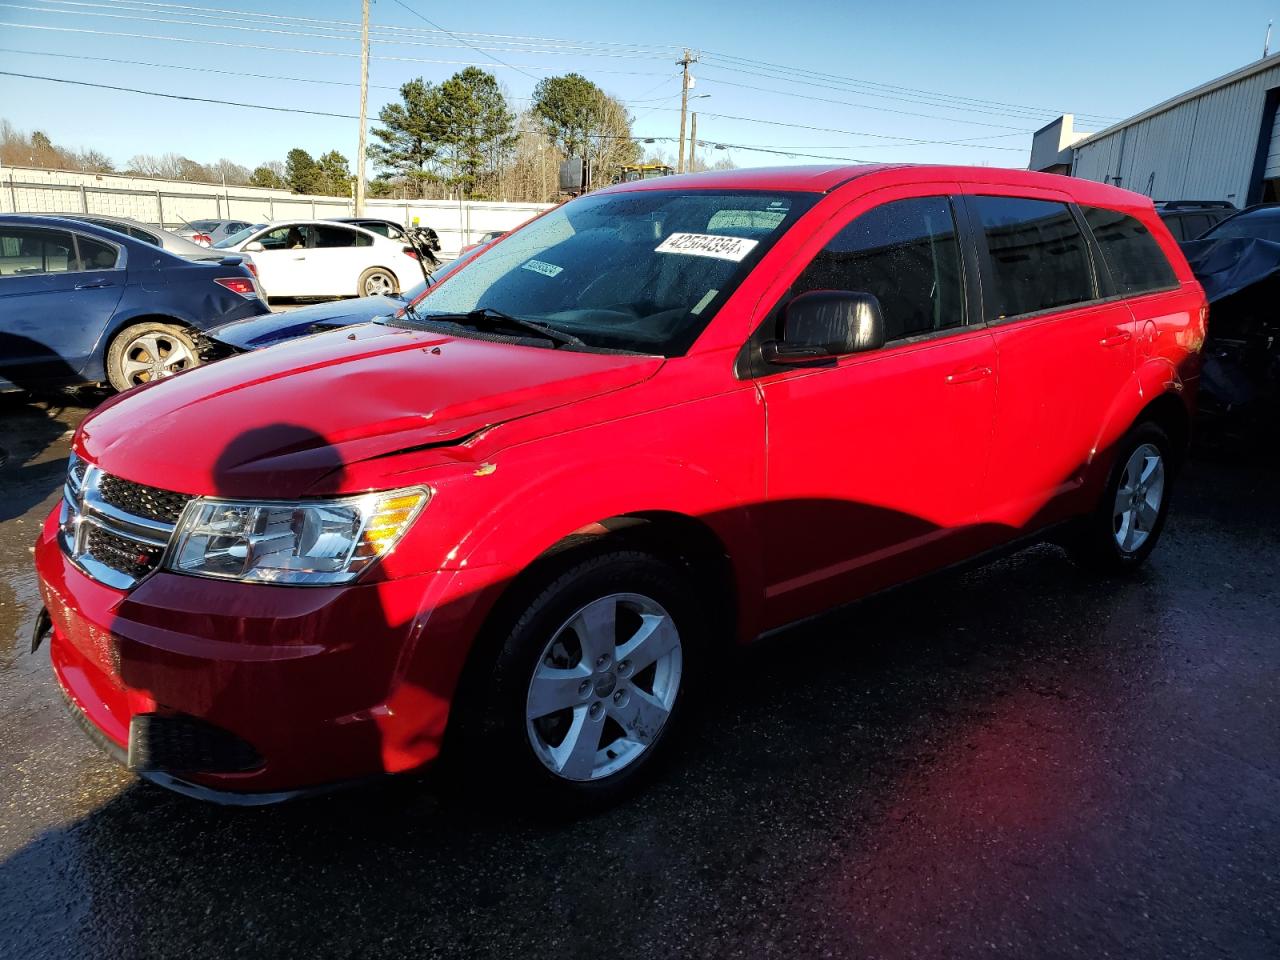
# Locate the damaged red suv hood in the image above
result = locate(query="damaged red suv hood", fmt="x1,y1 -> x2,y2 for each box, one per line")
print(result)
78,323 -> 662,497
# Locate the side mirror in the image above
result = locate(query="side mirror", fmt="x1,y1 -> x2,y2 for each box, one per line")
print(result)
244,241 -> 265,253
763,290 -> 886,366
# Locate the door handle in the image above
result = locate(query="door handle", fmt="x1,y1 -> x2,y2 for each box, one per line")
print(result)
74,278 -> 113,290
945,365 -> 993,384
291,255 -> 307,261
1099,330 -> 1132,348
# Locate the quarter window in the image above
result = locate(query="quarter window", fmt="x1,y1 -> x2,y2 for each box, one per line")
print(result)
1083,206 -> 1178,295
971,196 -> 1095,320
791,196 -> 965,342
76,235 -> 119,271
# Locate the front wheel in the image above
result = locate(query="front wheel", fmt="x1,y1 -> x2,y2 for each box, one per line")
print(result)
106,322 -> 199,392
453,550 -> 701,811
357,267 -> 398,298
1069,420 -> 1174,574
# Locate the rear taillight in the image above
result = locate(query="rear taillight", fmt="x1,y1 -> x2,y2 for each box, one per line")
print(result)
244,261 -> 259,278
194,233 -> 212,246
402,246 -> 420,260
215,276 -> 258,298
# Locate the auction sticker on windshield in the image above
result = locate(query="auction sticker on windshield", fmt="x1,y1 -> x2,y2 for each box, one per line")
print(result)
521,259 -> 564,278
655,233 -> 759,262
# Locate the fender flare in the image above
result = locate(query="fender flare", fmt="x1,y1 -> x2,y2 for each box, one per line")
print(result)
441,451 -> 766,638
1087,356 -> 1187,493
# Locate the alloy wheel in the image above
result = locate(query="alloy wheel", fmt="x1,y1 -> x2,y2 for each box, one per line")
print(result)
364,272 -> 395,296
120,331 -> 196,386
1113,442 -> 1165,553
525,592 -> 683,782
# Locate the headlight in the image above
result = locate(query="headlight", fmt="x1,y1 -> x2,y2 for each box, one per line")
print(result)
166,488 -> 429,585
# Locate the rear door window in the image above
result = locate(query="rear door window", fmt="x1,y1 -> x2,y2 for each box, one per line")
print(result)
1082,206 -> 1178,295
315,226 -> 371,248
0,228 -> 75,276
970,195 -> 1095,320
791,195 -> 966,342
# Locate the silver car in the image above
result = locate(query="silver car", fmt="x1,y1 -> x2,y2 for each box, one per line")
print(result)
177,219 -> 255,247
25,213 -> 242,262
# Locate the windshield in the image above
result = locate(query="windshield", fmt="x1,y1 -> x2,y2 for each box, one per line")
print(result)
399,189 -> 815,355
1201,210 -> 1280,243
215,224 -> 267,249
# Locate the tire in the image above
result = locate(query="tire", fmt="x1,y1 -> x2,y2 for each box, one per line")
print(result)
450,549 -> 702,812
1068,420 -> 1175,575
357,267 -> 398,298
106,322 -> 200,393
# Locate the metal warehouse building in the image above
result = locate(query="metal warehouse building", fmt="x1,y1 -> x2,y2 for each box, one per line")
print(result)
1032,53 -> 1280,206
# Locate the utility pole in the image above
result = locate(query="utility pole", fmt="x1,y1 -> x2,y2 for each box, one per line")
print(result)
354,0 -> 370,215
689,113 -> 698,173
676,48 -> 698,174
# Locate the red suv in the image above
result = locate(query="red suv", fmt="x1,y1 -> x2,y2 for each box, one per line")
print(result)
34,165 -> 1206,806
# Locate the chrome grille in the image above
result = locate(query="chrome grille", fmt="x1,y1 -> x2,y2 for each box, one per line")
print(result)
97,474 -> 190,525
83,525 -> 166,579
60,458 -> 193,590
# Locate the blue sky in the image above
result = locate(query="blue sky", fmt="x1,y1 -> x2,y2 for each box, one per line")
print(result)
1,0 -> 1278,175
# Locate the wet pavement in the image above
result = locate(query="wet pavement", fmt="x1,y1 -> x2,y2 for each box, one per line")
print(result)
0,392 -> 1277,960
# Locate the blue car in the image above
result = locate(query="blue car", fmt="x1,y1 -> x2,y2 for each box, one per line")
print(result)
0,214 -> 269,392
205,244 -> 485,354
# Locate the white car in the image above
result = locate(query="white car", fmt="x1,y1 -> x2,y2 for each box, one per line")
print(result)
212,220 -> 421,299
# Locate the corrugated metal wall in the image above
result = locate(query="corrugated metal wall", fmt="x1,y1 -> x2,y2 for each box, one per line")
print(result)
1072,63 -> 1280,202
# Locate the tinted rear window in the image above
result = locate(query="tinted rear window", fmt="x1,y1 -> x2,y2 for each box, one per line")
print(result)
1083,207 -> 1178,296
971,196 -> 1095,320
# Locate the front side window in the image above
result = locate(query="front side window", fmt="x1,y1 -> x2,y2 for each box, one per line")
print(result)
790,195 -> 965,342
0,228 -> 75,276
1083,206 -> 1177,295
971,196 -> 1095,320
75,235 -> 119,271
257,225 -> 312,250
400,189 -> 816,355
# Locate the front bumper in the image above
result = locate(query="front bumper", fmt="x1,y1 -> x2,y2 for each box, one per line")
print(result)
34,507 -> 498,799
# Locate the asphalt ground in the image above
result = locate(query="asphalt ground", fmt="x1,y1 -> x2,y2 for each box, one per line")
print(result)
0,392 -> 1276,960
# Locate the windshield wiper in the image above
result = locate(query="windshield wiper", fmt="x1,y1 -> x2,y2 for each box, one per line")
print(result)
419,307 -> 584,348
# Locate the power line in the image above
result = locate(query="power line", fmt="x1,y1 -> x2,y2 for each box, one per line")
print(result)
5,1 -> 666,61
8,0 -> 1118,125
0,21 -> 674,75
0,52 -> 676,108
700,50 -> 1121,124
72,0 -> 683,57
21,0 -> 1117,125
389,0 -> 575,81
640,106 -> 1028,150
0,69 -> 364,118
0,46 -> 403,89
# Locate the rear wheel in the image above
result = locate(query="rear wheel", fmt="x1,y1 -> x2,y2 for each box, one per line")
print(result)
1069,421 -> 1174,574
106,322 -> 199,392
358,267 -> 398,298
451,549 -> 700,811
